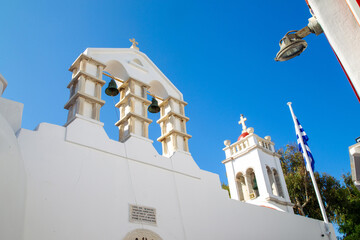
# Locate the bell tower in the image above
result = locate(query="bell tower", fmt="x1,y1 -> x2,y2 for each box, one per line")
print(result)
64,42 -> 192,157
222,115 -> 293,213
64,54 -> 106,125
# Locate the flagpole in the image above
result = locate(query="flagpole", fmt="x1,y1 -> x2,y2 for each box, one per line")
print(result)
287,102 -> 329,224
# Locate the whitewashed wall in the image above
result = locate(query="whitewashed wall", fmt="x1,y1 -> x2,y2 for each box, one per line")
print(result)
0,47 -> 336,240
15,118 -> 336,240
307,0 -> 360,100
0,96 -> 26,240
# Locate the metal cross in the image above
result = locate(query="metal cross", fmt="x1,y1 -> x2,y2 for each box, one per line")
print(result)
238,114 -> 248,132
129,38 -> 138,48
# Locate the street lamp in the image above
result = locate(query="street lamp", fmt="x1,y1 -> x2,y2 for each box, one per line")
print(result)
275,17 -> 323,62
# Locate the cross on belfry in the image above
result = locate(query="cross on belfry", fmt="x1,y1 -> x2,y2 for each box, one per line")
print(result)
129,38 -> 139,50
238,114 -> 247,133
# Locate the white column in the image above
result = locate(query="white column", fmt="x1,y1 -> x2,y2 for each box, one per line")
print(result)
157,97 -> 191,156
64,54 -> 106,126
115,78 -> 152,142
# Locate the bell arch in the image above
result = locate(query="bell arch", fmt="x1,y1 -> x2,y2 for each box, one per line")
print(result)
102,60 -> 152,142
235,172 -> 248,201
148,80 -> 168,100
146,80 -> 167,154
123,229 -> 162,240
132,58 -> 143,66
266,166 -> 276,195
104,60 -> 129,84
273,169 -> 284,198
246,168 -> 259,199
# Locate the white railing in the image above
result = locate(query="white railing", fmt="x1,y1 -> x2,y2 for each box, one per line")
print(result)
257,138 -> 272,151
225,135 -> 274,158
229,138 -> 250,155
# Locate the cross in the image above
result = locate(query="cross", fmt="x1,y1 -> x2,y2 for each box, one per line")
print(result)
129,38 -> 139,48
238,114 -> 247,133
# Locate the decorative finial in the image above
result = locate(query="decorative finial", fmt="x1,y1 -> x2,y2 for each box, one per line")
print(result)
238,114 -> 248,133
224,140 -> 231,147
247,127 -> 254,134
129,38 -> 139,50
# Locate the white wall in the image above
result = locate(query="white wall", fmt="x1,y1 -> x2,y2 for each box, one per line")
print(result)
16,118 -> 336,240
307,0 -> 360,99
0,97 -> 26,240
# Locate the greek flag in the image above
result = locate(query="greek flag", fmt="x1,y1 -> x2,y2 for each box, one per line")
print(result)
296,119 -> 315,172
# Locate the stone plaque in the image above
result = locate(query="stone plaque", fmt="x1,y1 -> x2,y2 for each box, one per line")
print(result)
129,205 -> 157,225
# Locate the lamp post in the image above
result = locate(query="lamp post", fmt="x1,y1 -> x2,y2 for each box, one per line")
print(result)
275,17 -> 323,62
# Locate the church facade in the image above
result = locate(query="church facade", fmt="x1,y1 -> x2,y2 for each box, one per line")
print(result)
0,44 -> 336,240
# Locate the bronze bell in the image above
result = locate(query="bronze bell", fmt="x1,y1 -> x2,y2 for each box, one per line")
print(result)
105,79 -> 119,96
252,177 -> 258,191
148,97 -> 160,113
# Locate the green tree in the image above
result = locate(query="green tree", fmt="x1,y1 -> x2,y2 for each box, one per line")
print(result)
337,173 -> 360,240
221,182 -> 231,198
278,143 -> 344,220
278,144 -> 360,240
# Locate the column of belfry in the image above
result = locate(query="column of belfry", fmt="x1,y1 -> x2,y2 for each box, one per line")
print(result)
64,54 -> 106,125
115,78 -> 152,142
157,97 -> 191,157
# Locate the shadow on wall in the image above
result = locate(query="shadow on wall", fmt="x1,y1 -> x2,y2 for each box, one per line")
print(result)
104,60 -> 129,83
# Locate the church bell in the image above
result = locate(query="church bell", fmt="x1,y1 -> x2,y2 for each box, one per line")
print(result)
252,177 -> 258,191
148,97 -> 160,113
105,79 -> 119,97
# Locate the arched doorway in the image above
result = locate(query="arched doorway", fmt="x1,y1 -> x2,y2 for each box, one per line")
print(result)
273,169 -> 284,198
123,229 -> 162,240
266,166 -> 277,195
236,172 -> 248,201
246,168 -> 259,199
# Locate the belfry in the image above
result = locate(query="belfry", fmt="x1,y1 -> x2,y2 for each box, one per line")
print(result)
223,115 -> 294,212
64,40 -> 191,156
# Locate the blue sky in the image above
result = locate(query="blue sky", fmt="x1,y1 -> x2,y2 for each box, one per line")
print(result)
1,0 -> 359,186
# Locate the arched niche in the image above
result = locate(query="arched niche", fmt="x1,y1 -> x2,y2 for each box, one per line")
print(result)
133,58 -> 143,66
273,169 -> 284,198
123,229 -> 162,240
236,172 -> 247,201
246,168 -> 259,199
148,80 -> 169,100
266,166 -> 276,195
84,48 -> 183,101
104,60 -> 129,87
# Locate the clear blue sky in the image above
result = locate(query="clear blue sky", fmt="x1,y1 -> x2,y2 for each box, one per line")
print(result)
1,0 -> 359,185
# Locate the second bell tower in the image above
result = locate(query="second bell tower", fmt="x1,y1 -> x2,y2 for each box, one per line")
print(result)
222,115 -> 293,213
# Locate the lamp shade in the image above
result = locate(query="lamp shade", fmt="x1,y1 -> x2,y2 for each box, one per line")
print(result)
275,31 -> 307,62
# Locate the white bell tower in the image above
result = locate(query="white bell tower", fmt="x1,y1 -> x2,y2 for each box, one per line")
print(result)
64,41 -> 192,157
222,115 -> 294,213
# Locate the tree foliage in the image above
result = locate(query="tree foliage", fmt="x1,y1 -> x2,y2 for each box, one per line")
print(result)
337,173 -> 360,239
278,144 -> 360,239
221,182 -> 231,198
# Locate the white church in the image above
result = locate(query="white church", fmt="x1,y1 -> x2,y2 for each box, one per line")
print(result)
0,42 -> 336,240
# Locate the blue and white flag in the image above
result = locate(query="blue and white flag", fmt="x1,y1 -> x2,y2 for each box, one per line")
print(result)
287,102 -> 328,223
296,118 -> 315,172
